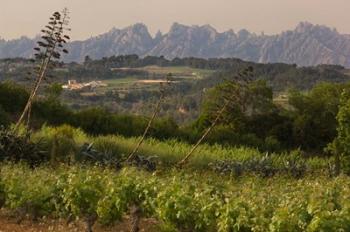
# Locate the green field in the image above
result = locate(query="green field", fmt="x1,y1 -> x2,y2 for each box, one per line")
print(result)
100,77 -> 142,90
112,65 -> 214,78
88,66 -> 214,95
95,77 -> 160,94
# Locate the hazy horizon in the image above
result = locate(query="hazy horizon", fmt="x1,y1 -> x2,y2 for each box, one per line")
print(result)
1,0 -> 349,40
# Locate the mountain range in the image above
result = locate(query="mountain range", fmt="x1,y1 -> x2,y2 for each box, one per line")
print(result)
1,22 -> 350,67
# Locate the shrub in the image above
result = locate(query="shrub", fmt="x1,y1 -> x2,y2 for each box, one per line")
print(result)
0,127 -> 48,166
0,106 -> 10,127
32,125 -> 88,164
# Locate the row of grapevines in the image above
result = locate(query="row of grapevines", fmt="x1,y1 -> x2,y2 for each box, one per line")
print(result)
0,164 -> 349,231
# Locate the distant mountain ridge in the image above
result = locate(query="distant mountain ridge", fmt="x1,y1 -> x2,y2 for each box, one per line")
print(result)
1,22 -> 350,67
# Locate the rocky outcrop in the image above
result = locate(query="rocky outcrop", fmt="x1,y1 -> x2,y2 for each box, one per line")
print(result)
1,22 -> 350,67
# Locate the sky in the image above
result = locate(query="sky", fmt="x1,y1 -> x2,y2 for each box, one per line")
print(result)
0,0 -> 349,40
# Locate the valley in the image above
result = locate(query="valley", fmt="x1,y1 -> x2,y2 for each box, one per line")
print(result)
1,2 -> 350,231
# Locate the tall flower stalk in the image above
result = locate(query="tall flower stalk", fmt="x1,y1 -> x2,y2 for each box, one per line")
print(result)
14,8 -> 70,131
126,75 -> 172,162
177,67 -> 254,167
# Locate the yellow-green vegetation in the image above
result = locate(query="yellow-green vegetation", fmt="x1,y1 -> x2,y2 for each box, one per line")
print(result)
95,77 -> 143,93
31,124 -> 329,171
273,93 -> 291,109
99,76 -> 160,93
113,65 -> 214,78
103,77 -> 139,85
0,163 -> 349,231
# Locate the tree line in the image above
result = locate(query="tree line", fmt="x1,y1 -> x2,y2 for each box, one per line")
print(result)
2,79 -> 350,159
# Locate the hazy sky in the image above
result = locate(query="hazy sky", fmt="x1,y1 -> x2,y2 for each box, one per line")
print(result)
0,0 -> 349,40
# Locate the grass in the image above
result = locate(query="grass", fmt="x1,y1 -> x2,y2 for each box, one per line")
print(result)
97,76 -> 141,92
32,125 -> 330,171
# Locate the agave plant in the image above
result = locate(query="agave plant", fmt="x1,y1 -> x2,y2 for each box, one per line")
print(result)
283,159 -> 307,178
15,9 -> 70,130
77,143 -> 122,168
209,153 -> 307,178
126,154 -> 157,172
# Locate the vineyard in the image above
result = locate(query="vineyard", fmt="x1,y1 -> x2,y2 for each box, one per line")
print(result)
0,163 -> 349,231
2,4 -> 350,232
0,124 -> 348,231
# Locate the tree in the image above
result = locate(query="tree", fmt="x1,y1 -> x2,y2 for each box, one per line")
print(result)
0,106 -> 10,127
14,9 -> 70,131
0,82 -> 29,113
200,78 -> 274,129
178,67 -> 263,167
46,83 -> 63,102
328,89 -> 350,175
289,83 -> 344,151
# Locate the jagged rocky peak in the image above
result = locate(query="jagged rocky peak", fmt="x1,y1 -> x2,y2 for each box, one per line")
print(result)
166,23 -> 219,42
102,23 -> 152,40
295,21 -> 314,33
237,29 -> 251,39
294,21 -> 337,35
168,22 -> 190,34
198,24 -> 218,39
200,24 -> 217,32
224,29 -> 235,35
155,30 -> 163,39
169,23 -> 217,33
127,23 -> 149,34
1,22 -> 350,67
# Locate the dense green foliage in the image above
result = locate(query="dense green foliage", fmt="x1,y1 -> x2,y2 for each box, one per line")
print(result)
0,163 -> 349,231
1,80 -> 350,154
0,81 -> 179,140
193,81 -> 350,153
328,89 -> 350,174
3,55 -> 337,88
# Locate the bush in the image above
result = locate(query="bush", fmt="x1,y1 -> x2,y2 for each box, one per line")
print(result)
0,106 -> 10,127
0,127 -> 48,166
32,125 -> 88,164
0,82 -> 28,113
